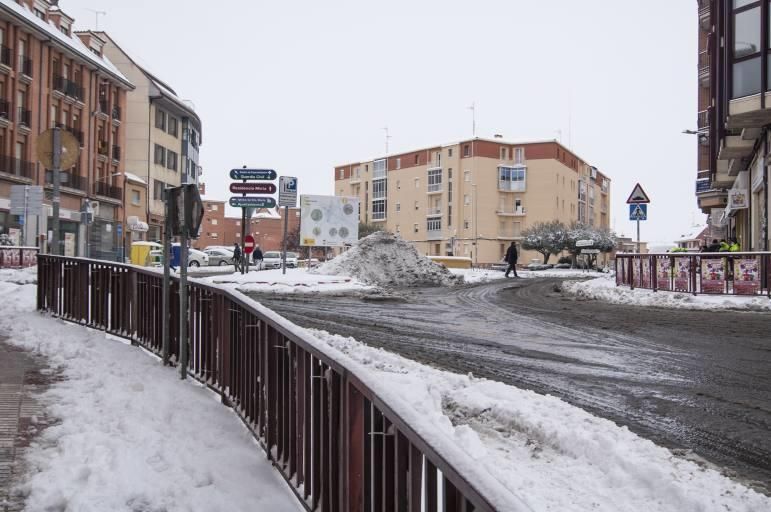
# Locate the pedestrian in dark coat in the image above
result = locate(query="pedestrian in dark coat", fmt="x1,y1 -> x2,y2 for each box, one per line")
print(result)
252,246 -> 264,270
505,241 -> 519,277
232,242 -> 242,272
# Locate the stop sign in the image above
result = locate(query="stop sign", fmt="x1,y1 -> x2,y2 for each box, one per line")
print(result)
243,235 -> 255,254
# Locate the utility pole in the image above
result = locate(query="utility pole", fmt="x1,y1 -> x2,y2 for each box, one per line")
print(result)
51,127 -> 61,255
162,188 -> 171,365
468,102 -> 476,137
85,9 -> 107,30
383,127 -> 391,155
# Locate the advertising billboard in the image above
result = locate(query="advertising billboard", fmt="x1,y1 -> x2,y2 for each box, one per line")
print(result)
300,195 -> 359,247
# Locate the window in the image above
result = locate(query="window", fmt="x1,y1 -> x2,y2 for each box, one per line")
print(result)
498,166 -> 527,192
448,148 -> 453,157
464,194 -> 470,205
397,180 -> 401,190
396,202 -> 401,212
448,169 -> 452,179
210,204 -> 219,211
464,219 -> 470,229
415,201 -> 419,210
516,199 -> 522,212
414,223 -> 419,233
395,158 -> 401,169
373,158 -> 387,179
131,190 -> 141,206
414,178 -> 420,189
372,179 -> 386,199
372,199 -> 386,220
153,179 -> 165,200
448,205 -> 452,226
427,218 -> 441,232
448,181 -> 453,201
236,220 -> 241,226
168,116 -> 179,137
427,169 -> 442,192
396,225 -> 400,233
154,144 -> 166,166
354,166 -> 361,178
500,147 -> 507,160
155,108 -> 166,130
211,218 -> 218,225
464,171 -> 471,182
414,154 -> 419,165
463,145 -> 470,157
732,2 -> 762,98
339,169 -> 344,179
34,8 -> 45,19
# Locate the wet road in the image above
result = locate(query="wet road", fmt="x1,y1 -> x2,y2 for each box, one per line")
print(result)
255,277 -> 771,492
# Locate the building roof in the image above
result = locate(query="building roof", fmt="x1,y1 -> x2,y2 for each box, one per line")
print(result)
676,225 -> 708,243
0,0 -> 133,88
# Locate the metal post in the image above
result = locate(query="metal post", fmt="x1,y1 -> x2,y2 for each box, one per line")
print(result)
162,189 -> 171,365
636,218 -> 640,254
282,205 -> 289,275
240,166 -> 247,275
22,185 -> 28,246
179,209 -> 189,380
51,127 -> 61,255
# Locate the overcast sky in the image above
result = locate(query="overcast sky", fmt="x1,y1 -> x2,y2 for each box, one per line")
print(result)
63,0 -> 697,244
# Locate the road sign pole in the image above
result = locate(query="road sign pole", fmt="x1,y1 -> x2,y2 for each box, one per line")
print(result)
282,205 -> 289,275
179,229 -> 189,380
637,218 -> 641,254
162,188 -> 171,366
51,127 -> 61,255
22,185 -> 28,247
241,166 -> 247,275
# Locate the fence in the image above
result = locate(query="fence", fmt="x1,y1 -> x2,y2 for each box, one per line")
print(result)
36,255 -> 513,512
615,252 -> 771,297
0,246 -> 38,268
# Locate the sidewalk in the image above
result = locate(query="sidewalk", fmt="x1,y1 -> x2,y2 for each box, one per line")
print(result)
0,338 -> 49,511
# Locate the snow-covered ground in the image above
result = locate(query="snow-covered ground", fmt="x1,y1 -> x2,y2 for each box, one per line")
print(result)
200,267 -> 374,295
0,272 -> 301,512
564,274 -> 771,312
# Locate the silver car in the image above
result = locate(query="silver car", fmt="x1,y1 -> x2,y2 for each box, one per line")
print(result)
204,248 -> 235,266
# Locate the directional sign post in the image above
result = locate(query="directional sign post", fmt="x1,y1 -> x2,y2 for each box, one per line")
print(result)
229,168 -> 277,181
279,176 -> 298,275
243,235 -> 255,255
231,167 -> 277,274
229,182 -> 277,194
626,183 -> 651,254
229,196 -> 277,208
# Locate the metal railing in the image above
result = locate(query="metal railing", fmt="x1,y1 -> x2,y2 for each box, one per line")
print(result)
112,145 -> 121,161
99,99 -> 109,115
37,256 -> 511,512
17,107 -> 31,127
0,155 -> 35,179
18,55 -> 32,76
97,140 -> 109,156
615,253 -> 771,297
45,169 -> 87,192
697,108 -> 710,131
93,181 -> 122,200
111,105 -> 121,121
0,45 -> 10,67
698,51 -> 710,79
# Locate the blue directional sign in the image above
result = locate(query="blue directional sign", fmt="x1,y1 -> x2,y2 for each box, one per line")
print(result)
229,168 -> 277,181
629,203 -> 647,221
230,196 -> 277,208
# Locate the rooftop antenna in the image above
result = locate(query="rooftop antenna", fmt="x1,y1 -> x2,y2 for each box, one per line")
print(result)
382,127 -> 391,155
85,8 -> 107,30
467,102 -> 476,137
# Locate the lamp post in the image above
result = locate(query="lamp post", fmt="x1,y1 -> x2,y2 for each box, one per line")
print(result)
472,182 -> 478,267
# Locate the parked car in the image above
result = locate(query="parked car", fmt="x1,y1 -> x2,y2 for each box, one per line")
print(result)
171,243 -> 210,267
285,252 -> 299,268
203,247 -> 234,266
262,251 -> 283,269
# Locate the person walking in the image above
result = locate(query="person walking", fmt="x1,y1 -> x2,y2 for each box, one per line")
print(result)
232,242 -> 242,272
504,241 -> 519,278
252,245 -> 264,270
728,238 -> 741,252
718,239 -> 730,252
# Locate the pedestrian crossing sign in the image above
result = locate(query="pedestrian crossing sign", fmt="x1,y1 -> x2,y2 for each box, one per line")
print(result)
629,204 -> 647,221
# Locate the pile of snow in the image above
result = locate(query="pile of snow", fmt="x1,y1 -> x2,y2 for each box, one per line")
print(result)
314,232 -> 461,287
564,275 -> 771,312
0,273 -> 300,511
0,265 -> 37,284
203,268 -> 374,295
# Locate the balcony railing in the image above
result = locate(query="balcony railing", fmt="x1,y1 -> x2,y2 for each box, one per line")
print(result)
45,169 -> 87,192
426,229 -> 443,240
111,105 -> 121,121
697,169 -> 711,181
18,55 -> 32,76
17,107 -> 31,127
696,178 -> 712,194
426,160 -> 441,169
112,145 -> 121,161
496,207 -> 526,216
0,155 -> 35,180
97,140 -> 109,156
697,108 -> 711,131
698,51 -> 710,85
52,76 -> 84,101
93,181 -> 122,200
0,45 -> 10,67
427,183 -> 442,193
498,180 -> 525,192
99,99 -> 109,114
426,206 -> 442,216
0,99 -> 10,120
54,123 -> 84,145
699,3 -> 710,29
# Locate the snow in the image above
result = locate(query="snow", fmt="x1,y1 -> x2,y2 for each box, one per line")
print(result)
0,272 -> 301,512
564,274 -> 771,312
676,225 -> 707,243
314,232 -> 462,287
201,267 -> 374,295
123,172 -> 147,185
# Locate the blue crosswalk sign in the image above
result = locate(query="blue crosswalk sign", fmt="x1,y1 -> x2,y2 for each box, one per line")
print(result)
629,204 -> 647,221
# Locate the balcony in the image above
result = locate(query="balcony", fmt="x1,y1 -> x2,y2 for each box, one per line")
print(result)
698,3 -> 710,30
695,178 -> 712,194
696,187 -> 727,214
111,105 -> 121,121
45,169 -> 87,192
112,145 -> 121,161
697,108 -> 710,132
427,183 -> 442,194
97,140 -> 109,157
426,160 -> 441,170
16,107 -> 31,127
498,180 -> 525,192
698,51 -> 709,88
426,229 -> 443,240
0,99 -> 10,124
0,45 -> 10,68
99,99 -> 109,115
696,169 -> 711,181
52,76 -> 84,101
93,181 -> 122,201
0,155 -> 35,180
496,207 -> 526,216
426,206 -> 442,216
18,55 -> 32,78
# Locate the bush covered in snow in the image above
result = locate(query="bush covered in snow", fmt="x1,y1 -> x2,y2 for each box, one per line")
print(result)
314,232 -> 462,287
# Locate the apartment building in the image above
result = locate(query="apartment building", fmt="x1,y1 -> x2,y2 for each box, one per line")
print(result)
193,198 -> 225,249
334,138 -> 611,265
0,0 -> 132,259
100,33 -> 202,243
695,0 -> 770,251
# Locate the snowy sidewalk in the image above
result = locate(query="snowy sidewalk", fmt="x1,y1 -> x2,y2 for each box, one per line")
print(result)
0,276 -> 302,512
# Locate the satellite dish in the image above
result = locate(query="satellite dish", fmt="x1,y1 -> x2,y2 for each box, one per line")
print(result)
36,128 -> 81,169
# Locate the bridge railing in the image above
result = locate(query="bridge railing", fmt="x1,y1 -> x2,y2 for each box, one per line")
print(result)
37,255 -> 523,512
615,252 -> 771,297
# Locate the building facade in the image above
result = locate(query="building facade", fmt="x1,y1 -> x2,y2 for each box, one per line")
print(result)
221,207 -> 301,251
334,138 -> 611,265
696,0 -> 770,251
0,0 -> 132,259
193,198 -> 225,248
100,33 -> 202,243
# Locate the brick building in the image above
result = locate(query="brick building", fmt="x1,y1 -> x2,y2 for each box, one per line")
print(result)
219,207 -> 301,252
0,0 -> 133,259
193,198 -> 225,249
